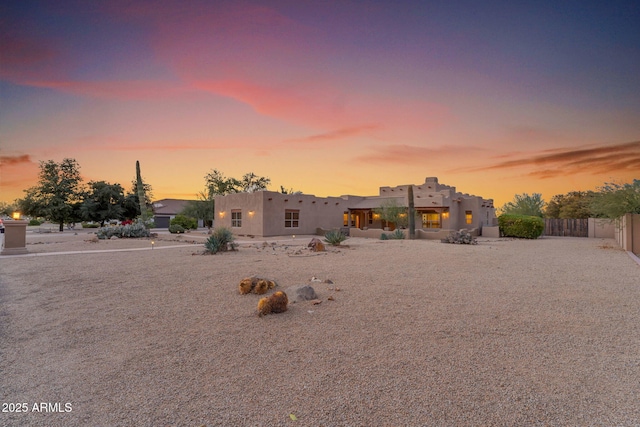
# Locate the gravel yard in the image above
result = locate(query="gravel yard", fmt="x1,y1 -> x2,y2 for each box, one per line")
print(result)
1,233 -> 639,426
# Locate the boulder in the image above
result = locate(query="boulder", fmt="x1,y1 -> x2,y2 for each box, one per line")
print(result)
307,237 -> 326,252
285,284 -> 318,303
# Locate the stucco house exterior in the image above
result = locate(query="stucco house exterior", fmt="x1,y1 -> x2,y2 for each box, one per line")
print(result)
214,191 -> 364,237
215,177 -> 496,239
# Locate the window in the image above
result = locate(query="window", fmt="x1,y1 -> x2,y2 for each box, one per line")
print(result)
465,211 -> 473,225
421,212 -> 440,229
343,212 -> 349,227
285,210 -> 299,228
231,210 -> 242,227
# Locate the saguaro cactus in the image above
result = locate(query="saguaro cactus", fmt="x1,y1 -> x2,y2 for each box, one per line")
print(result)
408,185 -> 415,239
136,161 -> 147,221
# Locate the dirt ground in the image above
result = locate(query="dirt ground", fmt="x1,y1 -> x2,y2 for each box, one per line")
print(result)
1,231 -> 639,426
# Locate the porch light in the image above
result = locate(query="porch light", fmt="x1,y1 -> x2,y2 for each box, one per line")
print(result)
12,212 -> 21,220
248,210 -> 255,217
219,211 -> 226,218
442,211 -> 450,219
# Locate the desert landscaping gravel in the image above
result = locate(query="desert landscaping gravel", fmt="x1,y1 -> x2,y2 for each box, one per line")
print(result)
1,231 -> 639,426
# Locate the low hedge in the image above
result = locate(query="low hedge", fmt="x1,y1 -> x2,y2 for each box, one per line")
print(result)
498,214 -> 544,239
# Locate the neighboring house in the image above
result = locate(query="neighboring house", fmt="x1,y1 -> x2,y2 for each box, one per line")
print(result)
214,177 -> 496,238
152,199 -> 196,228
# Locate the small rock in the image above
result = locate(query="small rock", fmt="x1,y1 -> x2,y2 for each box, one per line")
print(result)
328,296 -> 335,301
285,284 -> 318,303
323,279 -> 334,284
310,299 -> 322,305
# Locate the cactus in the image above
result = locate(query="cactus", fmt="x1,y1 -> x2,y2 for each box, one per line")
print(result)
408,185 -> 415,239
136,161 -> 147,222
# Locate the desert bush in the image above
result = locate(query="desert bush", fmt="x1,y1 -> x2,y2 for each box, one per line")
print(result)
169,224 -> 185,234
28,219 -> 42,226
82,222 -> 99,228
97,221 -> 150,239
389,229 -> 405,240
324,229 -> 347,246
498,214 -> 544,239
205,227 -> 236,254
441,229 -> 477,244
170,214 -> 197,230
380,233 -> 389,240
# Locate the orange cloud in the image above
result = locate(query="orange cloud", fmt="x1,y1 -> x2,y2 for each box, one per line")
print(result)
476,140 -> 640,178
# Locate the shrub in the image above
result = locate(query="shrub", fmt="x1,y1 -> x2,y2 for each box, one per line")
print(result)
380,233 -> 389,240
441,229 -> 477,244
82,222 -> 99,228
389,229 -> 405,240
170,214 -> 197,230
97,221 -> 150,239
28,219 -> 42,226
324,229 -> 347,246
498,214 -> 544,239
205,227 -> 236,254
169,224 -> 185,234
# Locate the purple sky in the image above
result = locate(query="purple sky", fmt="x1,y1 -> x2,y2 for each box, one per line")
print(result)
1,0 -> 638,205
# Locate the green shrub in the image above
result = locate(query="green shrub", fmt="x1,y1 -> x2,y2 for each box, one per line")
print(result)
389,229 -> 405,240
324,229 -> 347,246
169,224 -> 185,234
97,221 -> 150,239
498,214 -> 544,239
170,214 -> 197,230
28,219 -> 42,226
205,227 -> 236,254
380,233 -> 389,240
82,222 -> 99,228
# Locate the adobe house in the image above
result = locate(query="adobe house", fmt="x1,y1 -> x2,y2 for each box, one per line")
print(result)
347,177 -> 496,239
214,177 -> 496,239
152,198 -> 199,228
214,191 -> 364,237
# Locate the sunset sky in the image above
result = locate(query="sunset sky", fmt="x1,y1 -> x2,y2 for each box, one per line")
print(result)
1,0 -> 639,207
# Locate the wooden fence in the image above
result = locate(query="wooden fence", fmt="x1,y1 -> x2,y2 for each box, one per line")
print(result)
544,218 -> 589,237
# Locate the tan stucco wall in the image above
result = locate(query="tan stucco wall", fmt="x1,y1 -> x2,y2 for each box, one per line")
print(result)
215,191 -> 364,237
588,218 -> 615,238
1,220 -> 28,255
615,213 -> 640,255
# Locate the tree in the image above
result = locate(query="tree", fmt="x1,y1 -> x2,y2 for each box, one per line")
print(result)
590,180 -> 640,219
373,199 -> 409,229
204,169 -> 272,195
19,158 -> 83,231
181,188 -> 215,228
205,169 -> 240,196
0,201 -> 17,217
240,172 -> 271,192
81,181 -> 125,226
500,193 -> 545,217
545,191 -> 595,219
